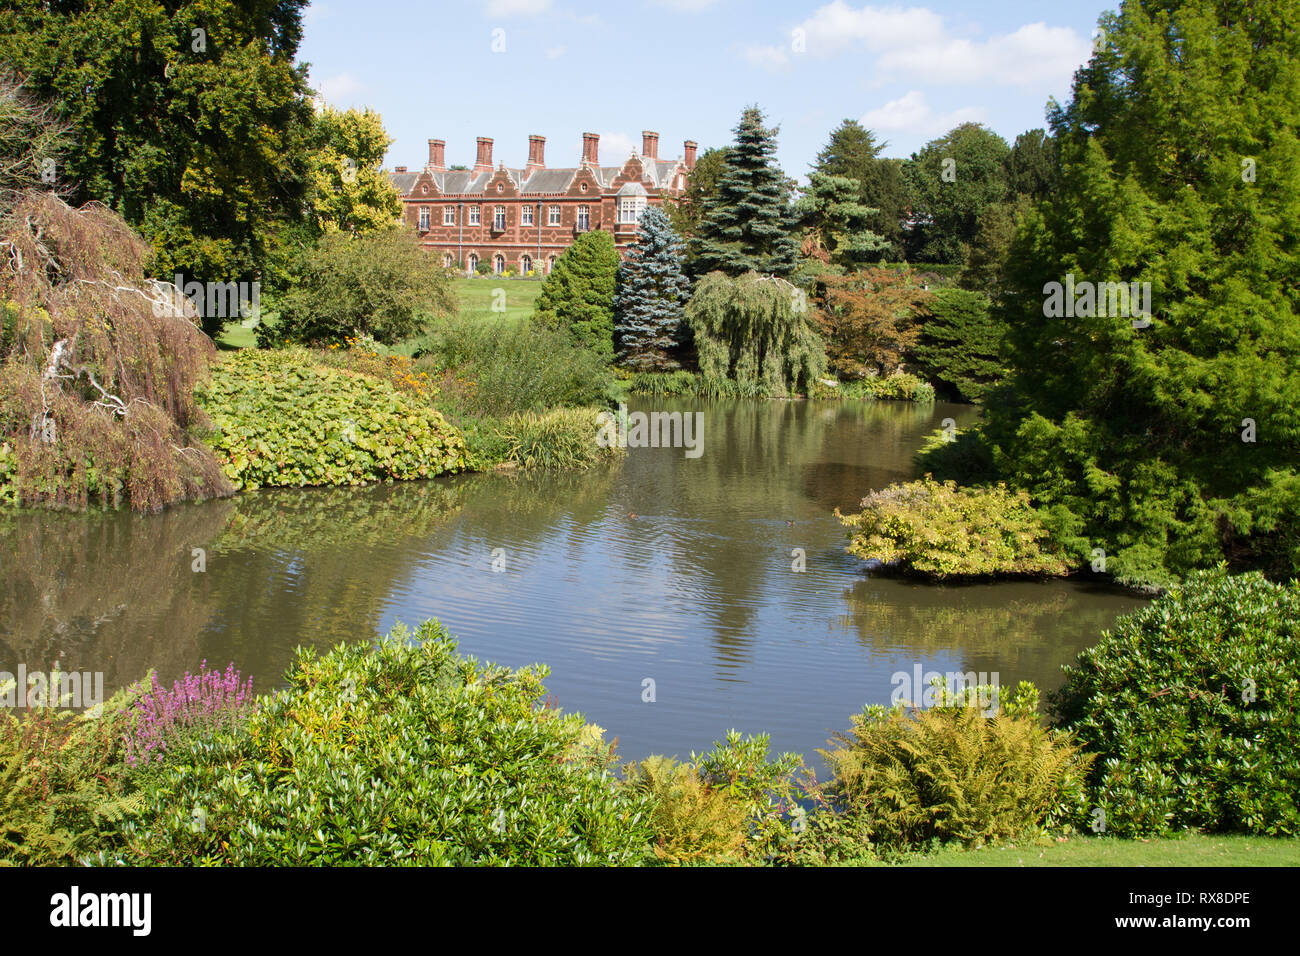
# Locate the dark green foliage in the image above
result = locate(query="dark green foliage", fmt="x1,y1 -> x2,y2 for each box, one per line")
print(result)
0,0 -> 315,336
685,271 -> 826,397
812,119 -> 906,254
903,123 -> 1011,264
665,146 -> 726,241
795,172 -> 890,271
107,623 -> 655,865
266,226 -> 454,346
914,287 -> 1007,401
691,106 -> 799,278
985,0 -> 1300,586
1005,128 -> 1059,201
613,207 -> 690,370
534,230 -> 620,358
1054,570 -> 1300,837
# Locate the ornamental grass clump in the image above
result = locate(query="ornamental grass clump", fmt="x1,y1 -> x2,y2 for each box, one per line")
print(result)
124,662 -> 254,769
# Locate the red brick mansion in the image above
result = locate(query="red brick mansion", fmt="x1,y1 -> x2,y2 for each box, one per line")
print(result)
389,131 -> 696,275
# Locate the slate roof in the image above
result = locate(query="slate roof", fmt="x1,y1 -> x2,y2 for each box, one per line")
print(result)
388,153 -> 686,199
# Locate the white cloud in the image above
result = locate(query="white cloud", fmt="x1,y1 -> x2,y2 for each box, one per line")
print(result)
744,1 -> 1089,90
860,90 -> 985,136
316,72 -> 363,104
599,132 -> 638,162
545,45 -> 567,59
484,0 -> 552,15
742,44 -> 790,70
651,0 -> 723,10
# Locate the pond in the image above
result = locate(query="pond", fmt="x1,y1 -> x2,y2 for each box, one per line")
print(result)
0,397 -> 1145,766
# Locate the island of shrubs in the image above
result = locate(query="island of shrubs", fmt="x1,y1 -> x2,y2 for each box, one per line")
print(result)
2,568 -> 1294,866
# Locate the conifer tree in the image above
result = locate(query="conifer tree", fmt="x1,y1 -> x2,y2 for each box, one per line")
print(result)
613,207 -> 690,370
983,0 -> 1300,584
691,107 -> 798,278
534,229 -> 621,358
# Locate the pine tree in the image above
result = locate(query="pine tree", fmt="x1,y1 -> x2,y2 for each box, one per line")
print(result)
613,207 -> 690,370
795,172 -> 890,272
534,229 -> 621,358
813,120 -> 906,252
691,107 -> 798,278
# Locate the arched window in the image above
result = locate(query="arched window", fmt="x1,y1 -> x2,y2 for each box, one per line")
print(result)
520,254 -> 532,274
443,253 -> 454,268
547,255 -> 557,274
493,254 -> 505,274
467,253 -> 479,273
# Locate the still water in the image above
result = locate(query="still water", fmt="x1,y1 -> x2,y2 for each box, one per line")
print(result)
0,397 -> 1145,764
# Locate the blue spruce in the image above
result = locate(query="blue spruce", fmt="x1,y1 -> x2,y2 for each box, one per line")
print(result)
613,206 -> 691,370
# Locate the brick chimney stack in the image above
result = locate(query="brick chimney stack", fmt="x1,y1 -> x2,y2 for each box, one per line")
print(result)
642,131 -> 659,160
394,166 -> 407,173
684,140 -> 698,171
527,135 -> 546,171
581,132 -> 599,168
474,137 -> 494,173
427,139 -> 445,172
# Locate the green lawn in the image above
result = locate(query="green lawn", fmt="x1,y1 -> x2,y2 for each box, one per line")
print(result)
216,321 -> 259,350
450,276 -> 541,323
881,833 -> 1300,867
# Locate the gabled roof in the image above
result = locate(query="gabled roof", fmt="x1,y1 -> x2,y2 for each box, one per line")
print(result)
388,154 -> 688,198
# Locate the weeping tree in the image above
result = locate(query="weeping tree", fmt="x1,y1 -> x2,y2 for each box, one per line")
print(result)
684,271 -> 826,397
0,192 -> 232,511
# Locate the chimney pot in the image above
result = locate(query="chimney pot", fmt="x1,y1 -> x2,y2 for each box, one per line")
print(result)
641,131 -> 659,160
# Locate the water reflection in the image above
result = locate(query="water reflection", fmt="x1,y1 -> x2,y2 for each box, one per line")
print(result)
0,397 -> 1144,764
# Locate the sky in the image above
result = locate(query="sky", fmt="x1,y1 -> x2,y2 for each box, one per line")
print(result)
300,0 -> 1115,179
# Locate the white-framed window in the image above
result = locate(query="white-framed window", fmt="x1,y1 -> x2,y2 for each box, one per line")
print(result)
418,206 -> 430,230
443,206 -> 455,225
493,254 -> 505,274
618,197 -> 646,224
443,253 -> 454,268
521,205 -> 534,226
520,254 -> 532,274
547,255 -> 557,274
467,253 -> 479,272
577,205 -> 590,231
548,205 -> 561,225
493,205 -> 506,230
468,206 -> 480,225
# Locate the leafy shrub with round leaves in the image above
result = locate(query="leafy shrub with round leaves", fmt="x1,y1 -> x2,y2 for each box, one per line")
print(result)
103,622 -> 655,865
197,348 -> 467,489
1053,569 -> 1300,837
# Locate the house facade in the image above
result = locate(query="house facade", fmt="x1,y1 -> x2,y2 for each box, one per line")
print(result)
388,131 -> 697,275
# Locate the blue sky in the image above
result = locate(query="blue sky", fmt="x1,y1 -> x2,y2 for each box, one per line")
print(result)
302,0 -> 1115,179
